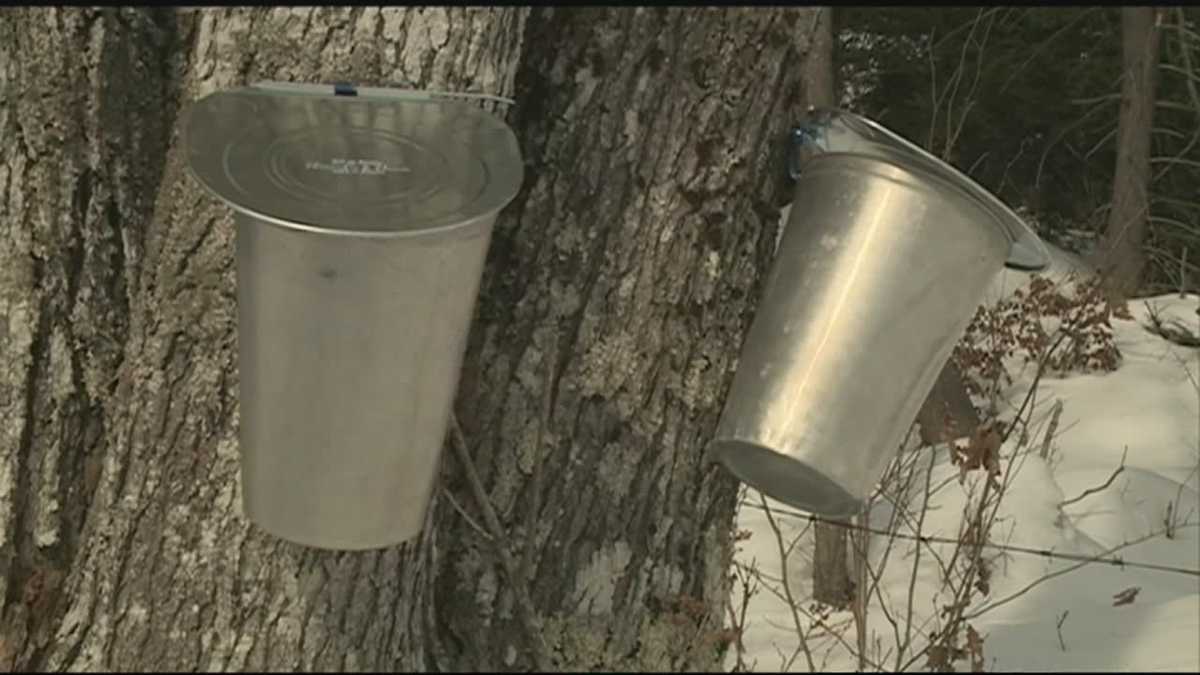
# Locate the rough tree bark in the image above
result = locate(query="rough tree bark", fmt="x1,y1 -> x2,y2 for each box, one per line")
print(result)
444,8 -> 818,670
1096,6 -> 1163,301
799,8 -> 836,113
0,6 -> 817,671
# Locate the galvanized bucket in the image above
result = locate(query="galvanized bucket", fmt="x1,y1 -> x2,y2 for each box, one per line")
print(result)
710,108 -> 1048,517
185,82 -> 523,549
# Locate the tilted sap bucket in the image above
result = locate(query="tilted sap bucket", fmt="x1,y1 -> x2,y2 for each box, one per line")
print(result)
185,82 -> 523,549
710,108 -> 1049,517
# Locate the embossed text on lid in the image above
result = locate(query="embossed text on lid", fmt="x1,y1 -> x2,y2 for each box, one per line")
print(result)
184,83 -> 523,237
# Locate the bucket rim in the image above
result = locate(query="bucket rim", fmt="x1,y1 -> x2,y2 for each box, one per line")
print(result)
797,153 -> 1024,266
182,82 -> 523,239
709,437 -> 864,518
797,108 -> 1050,272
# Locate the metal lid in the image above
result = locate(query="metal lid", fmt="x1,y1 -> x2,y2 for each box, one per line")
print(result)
184,82 -> 523,238
792,108 -> 1050,271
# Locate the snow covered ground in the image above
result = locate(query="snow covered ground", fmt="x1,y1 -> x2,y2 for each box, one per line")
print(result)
729,243 -> 1200,672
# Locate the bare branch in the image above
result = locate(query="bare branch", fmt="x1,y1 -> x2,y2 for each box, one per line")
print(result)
760,496 -> 818,673
1143,301 -> 1200,347
1000,8 -> 1100,93
440,486 -> 493,542
1058,447 -> 1127,508
448,415 -> 554,671
965,523 -> 1200,621
901,447 -> 940,668
1039,399 -> 1065,460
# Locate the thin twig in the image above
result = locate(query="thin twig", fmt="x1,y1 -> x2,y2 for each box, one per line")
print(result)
1143,300 -> 1200,347
440,486 -> 492,542
749,583 -> 889,673
855,442 -> 920,666
448,414 -> 554,671
727,559 -> 759,672
1039,399 -> 1064,460
964,523 -> 1200,621
900,446 -> 939,669
930,460 -> 996,669
1058,447 -> 1127,508
760,496 -> 818,673
739,503 -> 1200,577
1182,247 -> 1189,299
999,8 -> 1099,93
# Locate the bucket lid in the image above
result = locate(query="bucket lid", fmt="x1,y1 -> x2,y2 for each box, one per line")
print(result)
793,109 -> 1050,271
184,81 -> 524,237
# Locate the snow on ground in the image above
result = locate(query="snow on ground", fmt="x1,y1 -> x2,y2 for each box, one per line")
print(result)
729,242 -> 1200,672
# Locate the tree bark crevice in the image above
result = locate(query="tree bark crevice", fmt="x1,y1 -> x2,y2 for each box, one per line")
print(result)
1,8 -> 182,668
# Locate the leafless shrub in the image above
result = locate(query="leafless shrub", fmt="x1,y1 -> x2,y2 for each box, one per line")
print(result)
953,273 -> 1126,413
726,535 -> 761,673
1142,299 -> 1200,347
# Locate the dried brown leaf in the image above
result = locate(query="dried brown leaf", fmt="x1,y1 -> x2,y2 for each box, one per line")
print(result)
966,624 -> 986,672
1112,586 -> 1141,607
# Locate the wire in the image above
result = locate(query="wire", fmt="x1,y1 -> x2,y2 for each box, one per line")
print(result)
740,500 -> 1200,578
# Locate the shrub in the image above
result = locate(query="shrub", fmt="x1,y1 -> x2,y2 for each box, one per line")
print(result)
952,273 -> 1128,404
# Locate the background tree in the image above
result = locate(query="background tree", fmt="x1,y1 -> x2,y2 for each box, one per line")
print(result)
798,6 -> 858,612
0,6 -> 818,671
837,6 -> 1199,298
1095,6 -> 1164,300
1143,7 -> 1199,295
806,5 -> 982,613
836,7 -> 1123,230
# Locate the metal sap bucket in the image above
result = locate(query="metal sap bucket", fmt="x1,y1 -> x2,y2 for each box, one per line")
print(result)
185,82 -> 523,549
710,108 -> 1048,517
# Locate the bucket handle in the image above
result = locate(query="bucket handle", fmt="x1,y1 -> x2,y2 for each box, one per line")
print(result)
787,107 -> 833,180
787,126 -> 821,180
250,80 -> 516,108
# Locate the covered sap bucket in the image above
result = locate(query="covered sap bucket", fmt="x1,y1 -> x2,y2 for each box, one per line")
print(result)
710,108 -> 1048,517
185,82 -> 523,549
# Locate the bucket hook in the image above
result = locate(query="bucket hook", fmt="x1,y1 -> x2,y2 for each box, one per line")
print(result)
787,107 -> 834,180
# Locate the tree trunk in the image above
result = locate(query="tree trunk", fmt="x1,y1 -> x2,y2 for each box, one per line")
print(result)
796,6 -> 856,611
441,8 -> 815,669
796,7 -> 979,610
915,361 -> 980,445
800,8 -> 836,111
0,6 -> 817,671
1095,6 -> 1163,301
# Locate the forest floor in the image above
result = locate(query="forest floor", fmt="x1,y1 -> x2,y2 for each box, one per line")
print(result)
729,241 -> 1200,672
